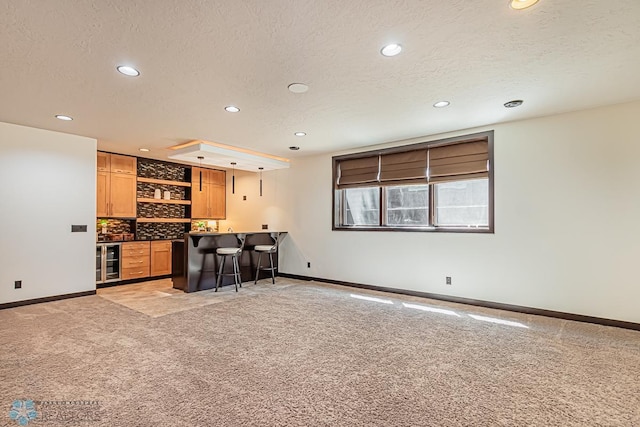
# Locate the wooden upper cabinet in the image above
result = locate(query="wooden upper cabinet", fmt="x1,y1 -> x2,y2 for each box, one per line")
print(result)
210,170 -> 225,186
191,181 -> 210,218
110,173 -> 137,218
191,167 -> 226,219
97,152 -> 137,218
96,171 -> 110,217
97,152 -> 110,172
110,154 -> 137,174
210,183 -> 226,219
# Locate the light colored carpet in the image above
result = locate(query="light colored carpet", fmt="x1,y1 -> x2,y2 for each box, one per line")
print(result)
1,278 -> 639,426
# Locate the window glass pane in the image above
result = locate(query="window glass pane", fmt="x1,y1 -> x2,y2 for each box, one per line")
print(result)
434,179 -> 488,227
386,185 -> 429,226
343,187 -> 380,226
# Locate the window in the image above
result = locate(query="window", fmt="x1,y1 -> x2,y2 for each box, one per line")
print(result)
333,131 -> 493,233
434,179 -> 488,227
386,185 -> 429,226
343,187 -> 380,226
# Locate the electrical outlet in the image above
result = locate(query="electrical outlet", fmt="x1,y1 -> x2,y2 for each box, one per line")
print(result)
307,262 -> 311,268
262,224 -> 268,230
243,195 -> 247,201
14,280 -> 22,289
446,276 -> 452,285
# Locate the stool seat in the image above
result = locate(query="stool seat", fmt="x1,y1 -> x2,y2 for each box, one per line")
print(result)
254,245 -> 276,252
217,247 -> 241,255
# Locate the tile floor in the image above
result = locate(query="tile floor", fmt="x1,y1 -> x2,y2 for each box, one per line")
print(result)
97,277 -> 299,318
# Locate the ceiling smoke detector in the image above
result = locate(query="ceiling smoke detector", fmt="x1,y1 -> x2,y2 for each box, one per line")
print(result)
504,100 -> 524,108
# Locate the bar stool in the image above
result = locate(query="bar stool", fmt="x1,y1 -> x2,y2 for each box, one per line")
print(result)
215,234 -> 246,292
254,232 -> 281,284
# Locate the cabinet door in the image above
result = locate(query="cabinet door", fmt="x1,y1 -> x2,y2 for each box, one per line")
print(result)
210,170 -> 225,186
191,181 -> 210,218
97,152 -> 110,172
110,154 -> 137,175
150,241 -> 172,276
110,173 -> 137,218
191,167 -> 208,185
97,171 -> 110,217
210,184 -> 226,219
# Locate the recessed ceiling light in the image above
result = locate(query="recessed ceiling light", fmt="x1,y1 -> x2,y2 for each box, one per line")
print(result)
294,132 -> 306,137
504,100 -> 524,108
433,101 -> 450,108
55,115 -> 73,121
289,146 -> 300,151
509,0 -> 540,10
288,83 -> 309,94
139,148 -> 150,152
224,106 -> 240,113
116,65 -> 140,77
380,43 -> 402,57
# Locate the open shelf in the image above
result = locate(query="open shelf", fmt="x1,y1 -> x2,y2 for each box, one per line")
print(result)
137,198 -> 191,205
137,177 -> 191,187
136,218 -> 192,223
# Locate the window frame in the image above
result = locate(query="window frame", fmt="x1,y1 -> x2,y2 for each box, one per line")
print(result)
332,131 -> 494,233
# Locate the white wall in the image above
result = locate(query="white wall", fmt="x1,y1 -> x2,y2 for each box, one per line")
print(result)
0,122 -> 96,304
277,100 -> 640,323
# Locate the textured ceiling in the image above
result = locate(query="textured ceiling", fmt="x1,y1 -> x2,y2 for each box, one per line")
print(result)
1,0 -> 639,165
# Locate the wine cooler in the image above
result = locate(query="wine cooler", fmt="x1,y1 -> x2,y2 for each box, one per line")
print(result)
96,243 -> 122,284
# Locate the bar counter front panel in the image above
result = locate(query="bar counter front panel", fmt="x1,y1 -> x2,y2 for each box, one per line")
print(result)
172,232 -> 286,292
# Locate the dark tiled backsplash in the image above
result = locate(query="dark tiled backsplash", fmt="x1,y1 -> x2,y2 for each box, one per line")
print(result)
137,203 -> 186,219
137,158 -> 189,181
97,219 -> 133,234
136,223 -> 187,240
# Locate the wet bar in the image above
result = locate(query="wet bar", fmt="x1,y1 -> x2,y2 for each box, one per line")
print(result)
172,231 -> 286,292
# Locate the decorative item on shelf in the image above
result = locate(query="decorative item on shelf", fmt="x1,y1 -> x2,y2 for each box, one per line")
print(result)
196,220 -> 206,231
164,190 -> 171,200
258,167 -> 264,197
231,162 -> 236,194
100,219 -> 108,234
154,189 -> 161,199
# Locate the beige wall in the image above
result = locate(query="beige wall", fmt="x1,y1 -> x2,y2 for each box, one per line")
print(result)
0,122 -> 97,304
269,100 -> 640,323
221,168 -> 289,233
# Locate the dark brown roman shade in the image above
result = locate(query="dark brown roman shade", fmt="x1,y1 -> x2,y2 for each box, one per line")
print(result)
428,140 -> 489,183
379,150 -> 427,184
337,156 -> 379,188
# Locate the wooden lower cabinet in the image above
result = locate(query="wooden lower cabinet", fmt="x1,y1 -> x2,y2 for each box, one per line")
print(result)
119,241 -> 172,281
121,241 -> 150,280
150,241 -> 172,276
